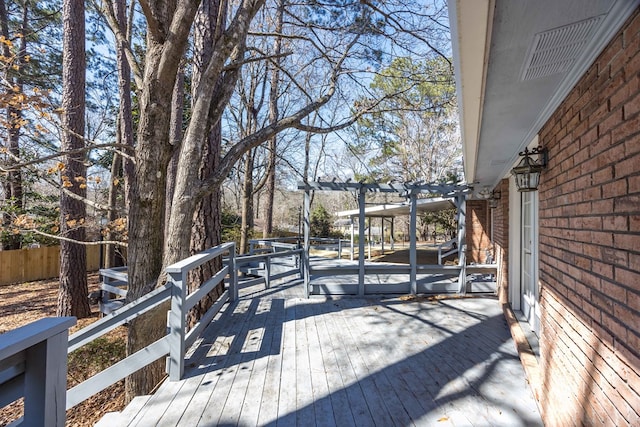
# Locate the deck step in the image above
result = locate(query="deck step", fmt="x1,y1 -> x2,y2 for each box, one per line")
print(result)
120,395 -> 152,419
94,411 -> 122,427
94,395 -> 151,426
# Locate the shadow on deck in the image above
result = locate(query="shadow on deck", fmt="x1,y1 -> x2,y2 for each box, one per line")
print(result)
106,278 -> 542,426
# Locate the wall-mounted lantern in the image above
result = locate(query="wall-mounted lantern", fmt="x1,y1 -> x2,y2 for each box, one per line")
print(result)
511,146 -> 548,192
488,190 -> 501,209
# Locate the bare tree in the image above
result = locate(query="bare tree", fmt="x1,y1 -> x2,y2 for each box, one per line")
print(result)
262,0 -> 284,237
96,0 -> 451,398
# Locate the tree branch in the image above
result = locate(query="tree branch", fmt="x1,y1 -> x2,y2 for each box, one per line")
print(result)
100,0 -> 144,88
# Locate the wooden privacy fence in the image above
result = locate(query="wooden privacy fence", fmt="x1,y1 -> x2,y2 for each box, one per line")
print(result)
0,246 -> 101,286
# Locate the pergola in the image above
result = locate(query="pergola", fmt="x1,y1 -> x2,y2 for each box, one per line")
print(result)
335,196 -> 456,255
297,181 -> 470,297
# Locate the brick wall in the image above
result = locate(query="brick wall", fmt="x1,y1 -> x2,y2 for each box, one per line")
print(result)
465,199 -> 492,263
492,179 -> 510,304
537,8 -> 640,425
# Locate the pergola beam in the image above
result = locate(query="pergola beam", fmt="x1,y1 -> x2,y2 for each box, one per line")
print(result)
298,181 -> 469,196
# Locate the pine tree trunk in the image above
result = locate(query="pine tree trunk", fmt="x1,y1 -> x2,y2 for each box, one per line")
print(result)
0,0 -> 25,250
58,0 -> 90,318
188,0 -> 226,326
114,0 -> 134,208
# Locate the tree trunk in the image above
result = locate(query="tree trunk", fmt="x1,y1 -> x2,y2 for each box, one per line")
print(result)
0,0 -> 25,250
165,66 -> 184,240
114,0 -> 135,208
104,150 -> 120,268
125,1 -> 202,400
125,42 -> 177,401
240,150 -> 255,254
57,0 -> 90,318
188,0 -> 226,327
262,0 -> 284,238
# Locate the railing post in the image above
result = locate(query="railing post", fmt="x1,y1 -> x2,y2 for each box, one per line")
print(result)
338,239 -> 342,259
0,317 -> 75,426
265,256 -> 271,289
229,243 -> 238,301
167,269 -> 187,381
459,247 -> 468,294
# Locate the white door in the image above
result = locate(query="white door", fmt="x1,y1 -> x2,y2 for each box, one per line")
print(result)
521,191 -> 540,336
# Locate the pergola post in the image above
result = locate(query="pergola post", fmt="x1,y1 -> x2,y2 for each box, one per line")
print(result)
391,217 -> 395,251
350,216 -> 355,261
358,188 -> 366,296
304,190 -> 311,298
456,193 -> 467,294
381,217 -> 385,254
367,217 -> 372,260
409,193 -> 417,295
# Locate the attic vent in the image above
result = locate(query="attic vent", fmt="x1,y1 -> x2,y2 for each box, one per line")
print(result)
521,16 -> 603,81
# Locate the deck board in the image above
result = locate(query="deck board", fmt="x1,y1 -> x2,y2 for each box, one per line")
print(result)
121,278 -> 542,426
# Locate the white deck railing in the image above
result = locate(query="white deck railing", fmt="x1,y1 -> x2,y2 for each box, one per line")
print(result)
0,241 -> 307,424
437,238 -> 459,265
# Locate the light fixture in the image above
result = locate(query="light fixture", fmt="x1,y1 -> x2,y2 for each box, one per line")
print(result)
477,186 -> 492,199
488,190 -> 501,209
511,146 -> 548,192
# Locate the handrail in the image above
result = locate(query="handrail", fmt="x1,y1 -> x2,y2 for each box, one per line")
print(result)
66,242 -> 237,409
68,284 -> 172,352
1,317 -> 76,426
236,248 -> 302,264
437,238 -> 459,265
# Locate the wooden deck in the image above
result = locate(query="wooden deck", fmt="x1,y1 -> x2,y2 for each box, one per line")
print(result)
103,279 -> 542,426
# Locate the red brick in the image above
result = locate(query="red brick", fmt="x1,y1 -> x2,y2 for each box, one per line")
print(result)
629,175 -> 640,193
602,179 -> 628,198
599,279 -> 627,304
592,260 -> 614,280
591,199 -> 614,214
615,267 -> 640,288
629,290 -> 640,312
591,231 -> 613,246
614,156 -> 639,179
601,39 -> 624,74
602,215 -> 629,231
582,186 -> 602,201
591,290 -> 615,314
597,142 -> 627,169
612,110 -> 640,143
614,233 -> 637,251
625,134 -> 640,156
592,166 -> 614,185
602,311 -> 628,341
583,300 -> 602,322
600,246 -> 629,267
623,88 -> 640,119
614,194 -> 640,213
616,344 -> 640,385
590,102 -> 610,129
614,303 -> 639,332
599,108 -> 624,138
630,215 -> 640,231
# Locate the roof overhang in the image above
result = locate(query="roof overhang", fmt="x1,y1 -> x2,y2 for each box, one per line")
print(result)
448,0 -> 640,191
